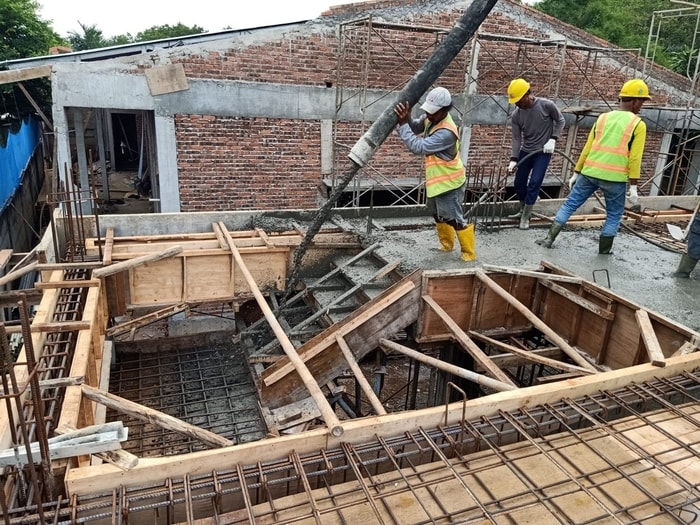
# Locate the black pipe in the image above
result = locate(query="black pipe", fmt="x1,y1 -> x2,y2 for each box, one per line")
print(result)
283,0 -> 499,301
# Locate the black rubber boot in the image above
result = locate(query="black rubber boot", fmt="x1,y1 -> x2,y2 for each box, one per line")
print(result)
598,235 -> 615,255
536,221 -> 563,248
507,201 -> 524,219
519,205 -> 533,230
672,254 -> 698,278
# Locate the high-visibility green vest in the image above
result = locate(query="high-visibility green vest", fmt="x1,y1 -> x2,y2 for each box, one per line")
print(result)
582,110 -> 641,182
424,114 -> 466,198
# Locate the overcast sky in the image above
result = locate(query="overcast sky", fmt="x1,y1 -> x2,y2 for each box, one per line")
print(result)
40,0 -> 538,39
39,0 -> 370,38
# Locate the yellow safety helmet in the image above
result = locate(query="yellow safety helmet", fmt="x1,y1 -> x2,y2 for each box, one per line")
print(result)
508,78 -> 531,104
619,79 -> 651,100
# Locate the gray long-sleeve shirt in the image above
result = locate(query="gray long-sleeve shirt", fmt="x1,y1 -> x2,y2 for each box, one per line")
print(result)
397,114 -> 457,161
510,97 -> 565,158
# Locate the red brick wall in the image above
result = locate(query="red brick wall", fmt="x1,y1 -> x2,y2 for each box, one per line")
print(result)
176,116 -> 324,211
170,1 -> 674,211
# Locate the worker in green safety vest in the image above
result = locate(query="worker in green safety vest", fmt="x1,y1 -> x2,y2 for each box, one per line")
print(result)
537,79 -> 651,254
394,87 -> 476,261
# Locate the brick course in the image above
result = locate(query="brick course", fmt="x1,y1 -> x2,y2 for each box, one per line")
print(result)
168,0 -> 683,211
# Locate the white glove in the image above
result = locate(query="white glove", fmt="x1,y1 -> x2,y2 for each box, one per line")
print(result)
568,172 -> 579,190
627,185 -> 639,205
543,138 -> 556,154
508,160 -> 517,173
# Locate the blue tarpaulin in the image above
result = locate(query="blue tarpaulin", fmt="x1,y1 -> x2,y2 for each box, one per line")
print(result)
0,118 -> 41,212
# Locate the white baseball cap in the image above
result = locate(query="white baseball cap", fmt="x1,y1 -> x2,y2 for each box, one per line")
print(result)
420,87 -> 452,114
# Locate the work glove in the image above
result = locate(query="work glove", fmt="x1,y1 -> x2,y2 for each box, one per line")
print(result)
627,185 -> 639,205
543,138 -> 556,154
568,172 -> 579,190
507,160 -> 517,173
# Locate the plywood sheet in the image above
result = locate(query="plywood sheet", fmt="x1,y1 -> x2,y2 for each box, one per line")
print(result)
183,254 -> 234,300
129,257 -> 183,304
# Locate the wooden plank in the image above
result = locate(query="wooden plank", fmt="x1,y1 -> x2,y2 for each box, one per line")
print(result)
468,331 -> 594,375
380,338 -> 516,392
0,288 -> 42,307
0,375 -> 84,397
103,227 -> 115,265
211,222 -> 228,249
0,423 -> 127,466
81,385 -> 233,448
538,280 -> 615,320
218,222 -> 343,438
262,278 -> 417,387
481,264 -> 583,284
28,320 -> 91,332
259,273 -> 421,409
475,270 -> 598,372
0,65 -> 52,85
335,335 -> 386,415
184,254 -> 234,301
36,262 -> 104,270
106,303 -> 189,337
634,309 -> 666,367
129,256 -> 183,304
92,246 -> 183,278
64,352 -> 700,496
672,336 -> 700,356
54,423 -> 137,471
35,280 -> 101,290
59,286 -> 101,432
0,262 -> 38,287
422,294 -> 516,387
0,249 -> 12,273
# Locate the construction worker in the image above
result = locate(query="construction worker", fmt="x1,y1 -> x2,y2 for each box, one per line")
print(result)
673,212 -> 699,277
537,78 -> 650,254
506,78 -> 565,229
394,87 -> 476,261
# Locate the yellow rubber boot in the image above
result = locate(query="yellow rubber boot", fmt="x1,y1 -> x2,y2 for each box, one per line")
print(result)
456,224 -> 476,261
435,222 -> 455,251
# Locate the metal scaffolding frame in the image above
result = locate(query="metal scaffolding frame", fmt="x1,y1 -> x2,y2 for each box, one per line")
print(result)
331,19 -> 700,220
643,5 -> 700,197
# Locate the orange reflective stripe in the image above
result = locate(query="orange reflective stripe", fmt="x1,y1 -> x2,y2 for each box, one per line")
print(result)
582,159 -> 628,173
591,113 -> 640,155
425,156 -> 462,168
426,171 -> 466,187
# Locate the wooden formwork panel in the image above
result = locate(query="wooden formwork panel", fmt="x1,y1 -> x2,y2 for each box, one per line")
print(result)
417,272 -> 537,339
417,266 -> 699,371
129,257 -> 183,304
419,274 -> 474,338
125,249 -> 288,305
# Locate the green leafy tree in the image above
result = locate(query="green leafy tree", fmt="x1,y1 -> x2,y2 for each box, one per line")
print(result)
670,44 -> 700,79
135,23 -> 206,41
0,0 -> 62,119
68,22 -> 109,51
0,0 -> 62,61
533,0 -> 698,73
105,34 -> 135,47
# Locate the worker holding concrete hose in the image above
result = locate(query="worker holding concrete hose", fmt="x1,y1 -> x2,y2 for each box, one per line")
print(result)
673,212 -> 700,278
506,78 -> 566,230
394,87 -> 476,261
536,78 -> 651,254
